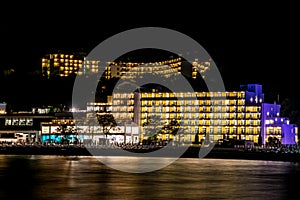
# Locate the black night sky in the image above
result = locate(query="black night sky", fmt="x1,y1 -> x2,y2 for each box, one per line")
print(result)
1,2 -> 299,110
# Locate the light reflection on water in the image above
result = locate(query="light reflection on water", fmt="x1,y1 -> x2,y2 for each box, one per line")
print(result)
0,155 -> 299,200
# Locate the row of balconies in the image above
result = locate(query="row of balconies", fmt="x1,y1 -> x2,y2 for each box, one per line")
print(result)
139,109 -> 261,113
139,92 -> 246,99
140,102 -> 246,107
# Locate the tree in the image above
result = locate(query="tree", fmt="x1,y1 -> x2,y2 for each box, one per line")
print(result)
84,113 -> 98,142
258,134 -> 262,146
267,136 -> 281,147
143,115 -> 180,144
164,119 -> 180,136
281,97 -> 300,126
96,112 -> 117,139
142,115 -> 164,141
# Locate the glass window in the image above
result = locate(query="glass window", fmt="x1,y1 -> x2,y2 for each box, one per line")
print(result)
12,118 -> 19,126
5,118 -> 11,126
19,118 -> 26,126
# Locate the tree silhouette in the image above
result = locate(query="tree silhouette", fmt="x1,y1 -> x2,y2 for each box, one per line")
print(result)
142,115 -> 164,140
143,115 -> 180,143
96,112 -> 117,139
281,97 -> 300,126
164,119 -> 180,136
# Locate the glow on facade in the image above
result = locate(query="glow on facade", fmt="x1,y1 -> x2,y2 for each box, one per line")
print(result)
112,84 -> 298,145
40,48 -> 214,81
41,53 -> 85,78
192,58 -> 211,79
107,57 -> 182,79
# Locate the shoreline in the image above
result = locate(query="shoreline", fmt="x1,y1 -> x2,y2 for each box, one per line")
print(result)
1,145 -> 300,163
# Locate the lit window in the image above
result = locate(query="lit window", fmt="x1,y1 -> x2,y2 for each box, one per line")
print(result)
5,118 -> 12,126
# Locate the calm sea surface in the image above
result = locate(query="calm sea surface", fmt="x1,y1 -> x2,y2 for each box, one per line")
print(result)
0,154 -> 299,200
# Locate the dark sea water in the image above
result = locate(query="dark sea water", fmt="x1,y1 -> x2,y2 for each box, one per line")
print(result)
0,155 -> 299,200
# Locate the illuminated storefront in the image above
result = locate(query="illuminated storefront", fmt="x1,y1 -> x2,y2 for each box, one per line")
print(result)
41,118 -> 81,143
0,113 -> 54,143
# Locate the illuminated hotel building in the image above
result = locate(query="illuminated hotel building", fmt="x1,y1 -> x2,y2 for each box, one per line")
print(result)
41,52 -> 86,78
40,117 -> 78,143
41,51 -> 214,81
41,52 -> 106,79
261,103 -> 298,145
82,58 -> 101,77
191,58 -> 211,79
106,57 -> 182,79
41,55 -> 182,80
101,57 -> 213,80
112,84 -> 298,145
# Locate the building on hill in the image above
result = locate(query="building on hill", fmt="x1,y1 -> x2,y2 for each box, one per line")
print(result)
41,50 -> 213,81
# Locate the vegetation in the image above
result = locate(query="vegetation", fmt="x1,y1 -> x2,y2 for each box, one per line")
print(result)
280,97 -> 300,127
96,112 -> 117,139
142,115 -> 180,143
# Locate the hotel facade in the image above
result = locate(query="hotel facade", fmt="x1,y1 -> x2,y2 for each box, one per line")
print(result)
41,51 -> 212,80
0,84 -> 297,146
111,84 -> 298,145
41,53 -> 183,80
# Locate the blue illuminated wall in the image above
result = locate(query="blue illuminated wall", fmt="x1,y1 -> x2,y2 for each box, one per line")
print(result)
241,84 -> 264,105
41,134 -> 82,143
261,102 -> 297,145
261,103 -> 279,145
241,84 -> 297,145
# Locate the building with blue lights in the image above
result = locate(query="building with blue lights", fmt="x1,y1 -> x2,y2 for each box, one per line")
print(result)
112,83 -> 298,146
261,103 -> 298,145
0,84 -> 298,146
